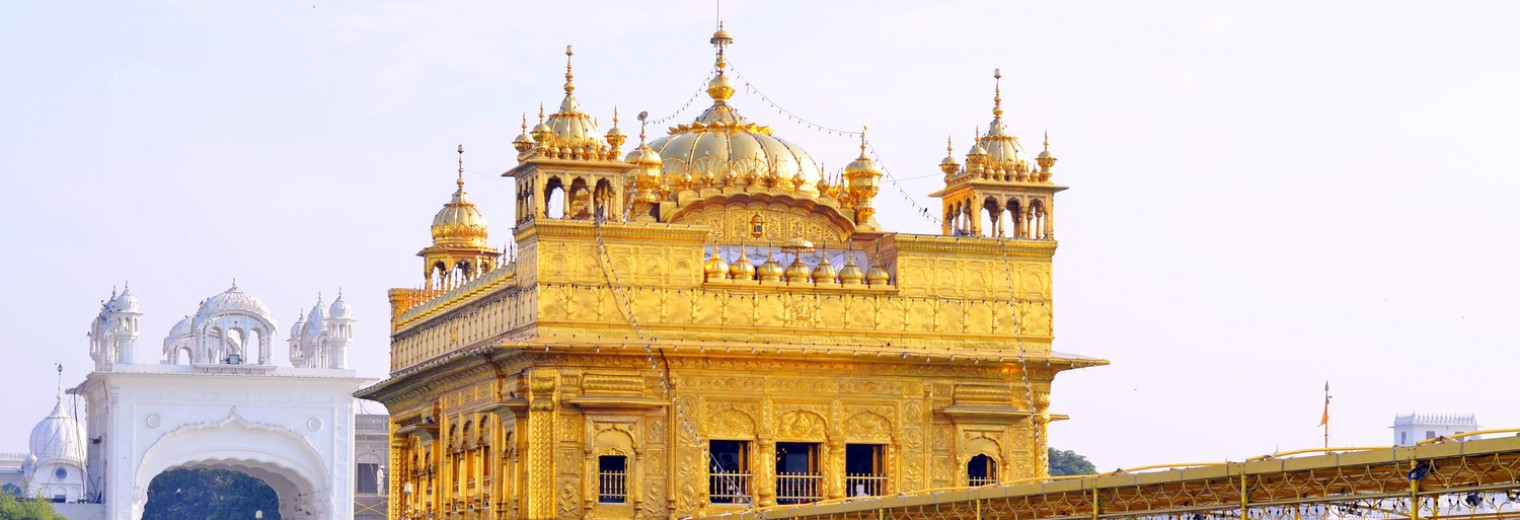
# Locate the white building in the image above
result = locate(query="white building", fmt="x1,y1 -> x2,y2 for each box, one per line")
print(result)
43,283 -> 373,520
1393,413 -> 1478,446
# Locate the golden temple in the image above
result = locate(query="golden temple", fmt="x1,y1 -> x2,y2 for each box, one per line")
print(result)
358,26 -> 1105,520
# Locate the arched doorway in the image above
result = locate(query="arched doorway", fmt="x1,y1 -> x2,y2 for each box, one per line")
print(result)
134,414 -> 329,520
144,468 -> 278,519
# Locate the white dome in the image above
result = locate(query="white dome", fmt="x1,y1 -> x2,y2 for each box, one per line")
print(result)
29,395 -> 86,468
305,301 -> 326,340
167,315 -> 192,339
194,285 -> 276,328
112,286 -> 140,313
328,293 -> 352,319
289,311 -> 306,338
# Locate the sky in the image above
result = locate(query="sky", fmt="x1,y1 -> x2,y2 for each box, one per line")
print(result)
2,1 -> 1519,471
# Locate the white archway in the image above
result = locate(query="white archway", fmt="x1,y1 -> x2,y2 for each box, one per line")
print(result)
134,413 -> 330,519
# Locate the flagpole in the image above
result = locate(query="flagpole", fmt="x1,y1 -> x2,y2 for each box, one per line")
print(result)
1322,381 -> 1330,449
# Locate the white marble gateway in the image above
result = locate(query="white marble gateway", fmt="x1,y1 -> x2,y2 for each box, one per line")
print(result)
68,283 -> 371,520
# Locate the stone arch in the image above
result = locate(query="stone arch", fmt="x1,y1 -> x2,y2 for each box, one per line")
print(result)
135,413 -> 330,520
592,427 -> 636,457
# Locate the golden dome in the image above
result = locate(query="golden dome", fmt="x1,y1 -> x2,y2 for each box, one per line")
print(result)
978,69 -> 1030,174
432,148 -> 489,248
1035,131 -> 1057,178
783,256 -> 811,283
757,250 -> 785,282
939,137 -> 959,175
728,247 -> 756,281
513,115 -> 534,153
838,254 -> 864,285
865,264 -> 890,286
844,133 -> 880,177
811,254 -> 838,285
703,247 -> 730,281
646,29 -> 825,198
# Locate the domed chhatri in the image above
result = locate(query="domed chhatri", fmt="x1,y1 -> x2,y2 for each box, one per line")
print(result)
419,145 -> 502,286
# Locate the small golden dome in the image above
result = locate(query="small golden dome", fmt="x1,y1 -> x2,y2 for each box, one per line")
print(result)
606,108 -> 627,152
757,251 -> 785,282
838,254 -> 864,285
703,248 -> 730,281
728,247 -> 756,281
939,137 -> 959,175
1035,131 -> 1057,176
811,254 -> 838,285
783,255 -> 811,283
865,264 -> 890,286
844,134 -> 881,177
625,143 -> 663,167
531,105 -> 552,143
432,148 -> 489,248
513,115 -> 534,153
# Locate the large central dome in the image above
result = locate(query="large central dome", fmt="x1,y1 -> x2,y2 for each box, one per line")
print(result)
645,30 -> 824,197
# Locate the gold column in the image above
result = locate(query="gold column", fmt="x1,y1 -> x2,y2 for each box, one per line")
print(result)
825,439 -> 845,500
527,372 -> 558,520
755,438 -> 776,507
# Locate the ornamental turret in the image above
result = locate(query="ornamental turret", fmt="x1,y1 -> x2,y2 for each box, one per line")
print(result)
506,46 -> 629,224
88,284 -> 142,370
420,146 -> 501,288
930,69 -> 1066,238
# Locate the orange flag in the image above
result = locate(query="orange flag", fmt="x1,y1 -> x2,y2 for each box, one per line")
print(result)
1318,381 -> 1330,426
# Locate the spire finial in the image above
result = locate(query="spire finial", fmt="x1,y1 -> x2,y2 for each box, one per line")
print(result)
860,125 -> 869,154
613,107 -> 620,126
1043,130 -> 1050,150
992,68 -> 1003,118
456,144 -> 465,189
521,114 -> 528,133
231,277 -> 237,289
947,136 -> 954,154
637,110 -> 649,145
710,23 -> 733,72
55,362 -> 63,398
564,45 -> 575,94
538,103 -> 545,123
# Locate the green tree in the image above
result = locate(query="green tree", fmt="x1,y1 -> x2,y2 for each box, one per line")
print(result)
1048,447 -> 1097,476
142,468 -> 280,520
0,493 -> 69,520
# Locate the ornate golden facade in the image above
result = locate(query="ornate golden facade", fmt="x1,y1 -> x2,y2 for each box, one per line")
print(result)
359,29 -> 1105,520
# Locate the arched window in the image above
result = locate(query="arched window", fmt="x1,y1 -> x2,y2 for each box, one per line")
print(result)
967,454 -> 997,486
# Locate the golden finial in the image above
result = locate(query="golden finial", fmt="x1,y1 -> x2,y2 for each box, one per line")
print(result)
992,68 -> 1003,118
637,110 -> 649,145
859,125 -> 869,156
947,136 -> 953,155
456,144 -> 465,189
1043,130 -> 1049,150
521,114 -> 528,133
563,45 -> 575,94
538,103 -> 546,123
710,22 -> 733,71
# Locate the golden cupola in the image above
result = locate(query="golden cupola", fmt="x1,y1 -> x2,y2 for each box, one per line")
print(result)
644,27 -> 827,199
419,146 -> 501,286
519,46 -> 618,162
929,69 -> 1065,239
431,149 -> 489,249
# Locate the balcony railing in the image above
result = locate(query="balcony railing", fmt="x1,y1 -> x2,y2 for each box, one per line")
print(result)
776,472 -> 823,505
845,473 -> 887,497
598,470 -> 628,504
709,471 -> 752,504
969,475 -> 997,487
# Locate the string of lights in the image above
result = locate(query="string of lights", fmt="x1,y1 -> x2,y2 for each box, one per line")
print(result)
726,62 -> 943,227
646,73 -> 716,127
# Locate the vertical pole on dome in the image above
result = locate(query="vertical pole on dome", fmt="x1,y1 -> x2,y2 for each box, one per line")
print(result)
992,68 -> 1003,118
564,45 -> 575,95
457,144 -> 465,191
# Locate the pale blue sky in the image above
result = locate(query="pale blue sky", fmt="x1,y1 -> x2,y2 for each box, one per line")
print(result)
3,1 -> 1518,469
